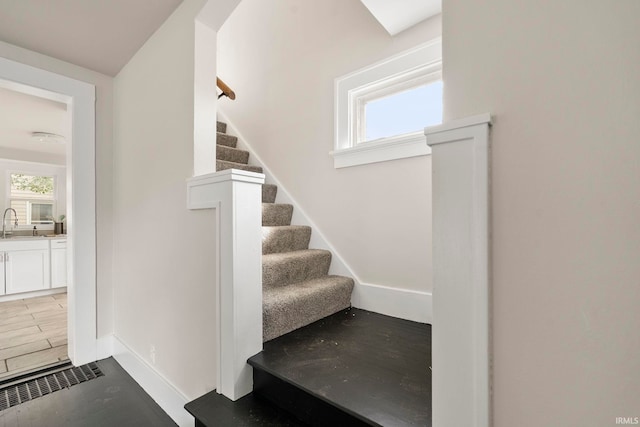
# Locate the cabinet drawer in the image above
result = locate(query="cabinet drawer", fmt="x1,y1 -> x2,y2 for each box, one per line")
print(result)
50,239 -> 67,249
0,240 -> 48,251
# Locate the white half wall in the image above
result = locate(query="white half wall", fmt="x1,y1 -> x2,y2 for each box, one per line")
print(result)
444,1 -> 640,425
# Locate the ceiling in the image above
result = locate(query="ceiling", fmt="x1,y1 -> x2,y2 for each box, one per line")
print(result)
0,86 -> 67,157
0,0 -> 183,76
360,0 -> 441,36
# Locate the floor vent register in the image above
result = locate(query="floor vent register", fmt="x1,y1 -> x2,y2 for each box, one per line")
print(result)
0,362 -> 104,411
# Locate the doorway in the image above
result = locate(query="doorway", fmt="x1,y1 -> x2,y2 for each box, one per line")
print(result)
0,56 -> 97,369
0,84 -> 70,378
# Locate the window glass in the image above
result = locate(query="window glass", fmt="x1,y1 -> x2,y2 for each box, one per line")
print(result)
364,80 -> 443,142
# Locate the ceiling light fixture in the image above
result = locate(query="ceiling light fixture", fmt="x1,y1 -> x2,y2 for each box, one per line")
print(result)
31,132 -> 66,144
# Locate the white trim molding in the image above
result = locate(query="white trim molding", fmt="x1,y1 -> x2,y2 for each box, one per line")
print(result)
352,282 -> 432,324
112,336 -> 191,427
330,132 -> 429,169
187,168 -> 265,401
332,39 -> 441,168
0,56 -> 97,367
426,113 -> 492,427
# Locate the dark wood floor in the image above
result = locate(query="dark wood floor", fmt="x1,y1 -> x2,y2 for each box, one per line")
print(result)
250,308 -> 432,427
0,357 -> 176,426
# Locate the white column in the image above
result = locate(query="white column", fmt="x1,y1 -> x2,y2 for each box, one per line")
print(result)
187,168 -> 265,400
425,113 -> 492,427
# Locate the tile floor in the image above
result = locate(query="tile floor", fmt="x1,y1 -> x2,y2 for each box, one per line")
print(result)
0,292 -> 67,379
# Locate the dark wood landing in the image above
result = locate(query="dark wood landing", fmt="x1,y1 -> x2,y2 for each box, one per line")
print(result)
249,308 -> 432,427
185,390 -> 306,426
0,357 -> 176,426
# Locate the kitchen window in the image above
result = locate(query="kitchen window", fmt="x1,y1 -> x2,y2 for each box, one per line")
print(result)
332,39 -> 442,168
9,173 -> 56,226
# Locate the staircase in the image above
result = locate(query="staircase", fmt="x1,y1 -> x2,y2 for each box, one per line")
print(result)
185,122 -> 431,427
214,121 -> 354,342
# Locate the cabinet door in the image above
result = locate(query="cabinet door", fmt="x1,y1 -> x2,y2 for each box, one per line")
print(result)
51,247 -> 67,288
5,249 -> 49,295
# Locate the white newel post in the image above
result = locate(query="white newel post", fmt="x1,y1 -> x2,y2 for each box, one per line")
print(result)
425,114 -> 492,427
187,169 -> 265,401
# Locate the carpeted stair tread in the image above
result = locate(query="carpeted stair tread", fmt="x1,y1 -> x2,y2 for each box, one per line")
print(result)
217,132 -> 237,148
216,121 -> 227,133
262,226 -> 312,254
217,144 -> 250,164
262,203 -> 293,226
263,275 -> 354,342
262,184 -> 278,203
217,160 -> 263,174
263,249 -> 331,288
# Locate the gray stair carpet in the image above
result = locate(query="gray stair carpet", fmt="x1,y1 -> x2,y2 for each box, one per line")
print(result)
262,226 -> 312,254
262,203 -> 293,226
216,122 -> 354,342
216,159 -> 263,174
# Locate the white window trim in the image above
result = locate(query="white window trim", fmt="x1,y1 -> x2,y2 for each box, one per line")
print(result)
332,38 -> 442,168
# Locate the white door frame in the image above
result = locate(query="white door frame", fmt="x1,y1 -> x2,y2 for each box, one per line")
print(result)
0,56 -> 97,365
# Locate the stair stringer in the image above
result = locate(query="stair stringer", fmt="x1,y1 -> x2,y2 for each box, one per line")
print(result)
217,110 -> 361,291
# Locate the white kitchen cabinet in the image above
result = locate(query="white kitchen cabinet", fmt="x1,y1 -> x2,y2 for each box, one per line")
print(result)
2,241 -> 50,295
0,239 -> 51,295
50,239 -> 67,288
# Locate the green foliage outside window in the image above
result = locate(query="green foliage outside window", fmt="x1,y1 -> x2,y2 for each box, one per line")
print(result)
11,174 -> 54,195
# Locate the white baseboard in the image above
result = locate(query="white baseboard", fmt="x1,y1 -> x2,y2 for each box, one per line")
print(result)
0,287 -> 66,303
96,334 -> 114,360
352,282 -> 432,324
111,336 -> 192,427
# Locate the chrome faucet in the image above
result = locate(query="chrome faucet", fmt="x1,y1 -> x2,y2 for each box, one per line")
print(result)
2,208 -> 18,239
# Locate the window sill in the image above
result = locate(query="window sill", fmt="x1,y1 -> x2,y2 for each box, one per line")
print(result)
329,133 -> 430,169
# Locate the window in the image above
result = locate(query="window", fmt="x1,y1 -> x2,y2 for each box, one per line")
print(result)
332,39 -> 442,168
361,80 -> 443,142
9,173 -> 56,226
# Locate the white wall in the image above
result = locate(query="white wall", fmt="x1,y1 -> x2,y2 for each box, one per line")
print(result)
113,0 -> 218,400
0,41 -> 114,338
443,1 -> 640,425
218,0 -> 440,293
0,149 -> 65,166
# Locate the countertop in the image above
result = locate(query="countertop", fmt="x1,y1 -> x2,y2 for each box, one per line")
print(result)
0,235 -> 67,241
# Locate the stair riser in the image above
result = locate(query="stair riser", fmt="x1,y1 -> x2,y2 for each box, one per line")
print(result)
216,160 -> 263,174
262,276 -> 354,341
263,251 -> 331,288
217,132 -> 237,148
262,226 -> 311,254
262,184 -> 278,203
262,204 -> 293,226
216,121 -> 227,133
253,370 -> 373,427
217,145 -> 250,164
